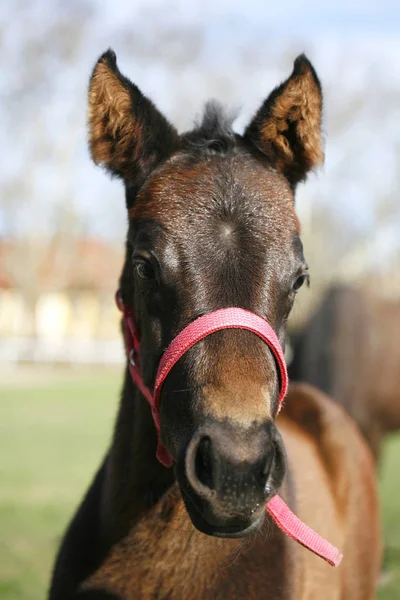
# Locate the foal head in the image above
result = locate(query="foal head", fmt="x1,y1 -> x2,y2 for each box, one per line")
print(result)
88,50 -> 323,538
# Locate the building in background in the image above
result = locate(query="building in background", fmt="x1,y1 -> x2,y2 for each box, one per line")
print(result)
0,239 -> 124,364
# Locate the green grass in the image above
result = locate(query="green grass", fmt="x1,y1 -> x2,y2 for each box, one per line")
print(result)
378,434 -> 400,598
0,370 -> 119,600
0,370 -> 399,599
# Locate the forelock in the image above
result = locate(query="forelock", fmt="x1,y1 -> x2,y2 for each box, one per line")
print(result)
181,101 -> 237,154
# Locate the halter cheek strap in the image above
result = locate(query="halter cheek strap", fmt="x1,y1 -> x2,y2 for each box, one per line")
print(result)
116,291 -> 342,567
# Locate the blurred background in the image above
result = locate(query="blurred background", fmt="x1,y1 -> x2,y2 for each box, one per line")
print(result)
0,1 -> 399,598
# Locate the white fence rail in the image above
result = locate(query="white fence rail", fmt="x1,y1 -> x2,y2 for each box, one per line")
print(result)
0,337 -> 125,365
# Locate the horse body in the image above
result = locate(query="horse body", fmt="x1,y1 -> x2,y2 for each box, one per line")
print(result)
49,52 -> 381,599
289,284 -> 400,459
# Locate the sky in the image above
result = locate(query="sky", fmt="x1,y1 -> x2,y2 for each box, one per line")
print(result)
1,0 -> 399,274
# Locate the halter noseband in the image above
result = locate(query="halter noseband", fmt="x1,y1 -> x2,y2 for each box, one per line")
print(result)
116,290 -> 342,567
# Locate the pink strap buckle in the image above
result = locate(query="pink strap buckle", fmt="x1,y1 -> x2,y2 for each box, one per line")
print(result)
116,291 -> 343,567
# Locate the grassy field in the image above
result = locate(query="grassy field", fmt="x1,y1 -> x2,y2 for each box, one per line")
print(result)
0,369 -> 399,599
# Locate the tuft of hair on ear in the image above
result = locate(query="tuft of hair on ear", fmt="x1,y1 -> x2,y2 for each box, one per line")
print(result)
88,48 -> 178,186
244,54 -> 324,188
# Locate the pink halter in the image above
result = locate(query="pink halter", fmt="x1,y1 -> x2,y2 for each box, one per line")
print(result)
116,291 -> 342,567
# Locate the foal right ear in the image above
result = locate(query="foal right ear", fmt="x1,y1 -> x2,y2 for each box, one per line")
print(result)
88,49 -> 178,186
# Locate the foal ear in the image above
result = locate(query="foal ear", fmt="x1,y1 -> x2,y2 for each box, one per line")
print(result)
88,49 -> 178,185
244,54 -> 323,187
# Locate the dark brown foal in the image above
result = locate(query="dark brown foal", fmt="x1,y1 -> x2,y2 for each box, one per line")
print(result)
49,51 -> 381,599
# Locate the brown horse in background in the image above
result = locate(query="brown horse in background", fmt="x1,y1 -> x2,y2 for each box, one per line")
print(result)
289,284 -> 400,460
49,51 -> 380,599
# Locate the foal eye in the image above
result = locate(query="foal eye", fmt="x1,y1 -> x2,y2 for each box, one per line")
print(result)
135,262 -> 155,281
292,272 -> 309,293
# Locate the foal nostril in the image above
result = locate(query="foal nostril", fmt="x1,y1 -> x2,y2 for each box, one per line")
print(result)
263,443 -> 275,478
262,445 -> 276,496
194,436 -> 214,490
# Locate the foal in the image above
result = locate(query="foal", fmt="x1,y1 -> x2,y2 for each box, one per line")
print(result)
49,51 -> 381,599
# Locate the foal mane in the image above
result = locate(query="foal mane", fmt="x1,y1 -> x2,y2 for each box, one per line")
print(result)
182,101 -> 238,154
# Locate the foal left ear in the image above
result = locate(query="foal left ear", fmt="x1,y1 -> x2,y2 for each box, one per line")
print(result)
244,54 -> 323,188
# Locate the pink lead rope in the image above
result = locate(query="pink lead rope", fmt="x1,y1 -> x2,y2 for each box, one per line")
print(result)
116,291 -> 343,567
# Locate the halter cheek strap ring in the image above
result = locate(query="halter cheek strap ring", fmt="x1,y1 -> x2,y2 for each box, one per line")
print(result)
116,291 -> 343,567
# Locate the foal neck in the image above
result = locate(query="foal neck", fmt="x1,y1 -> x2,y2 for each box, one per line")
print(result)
101,368 -> 175,543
